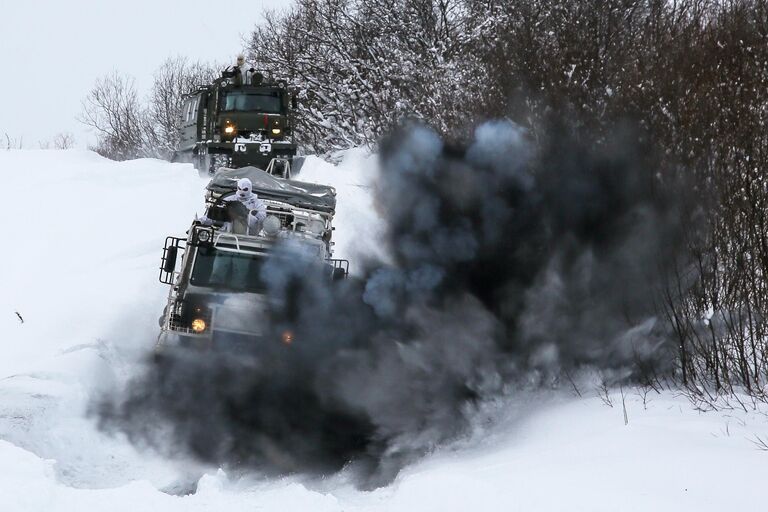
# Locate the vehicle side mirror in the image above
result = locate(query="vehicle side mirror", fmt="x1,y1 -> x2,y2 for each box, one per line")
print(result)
163,246 -> 178,273
291,95 -> 298,109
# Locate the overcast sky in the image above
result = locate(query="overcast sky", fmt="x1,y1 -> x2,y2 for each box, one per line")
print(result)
0,0 -> 291,148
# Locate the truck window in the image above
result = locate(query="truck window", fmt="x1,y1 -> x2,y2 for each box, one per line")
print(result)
222,91 -> 282,114
186,100 -> 193,122
181,99 -> 190,122
190,246 -> 269,293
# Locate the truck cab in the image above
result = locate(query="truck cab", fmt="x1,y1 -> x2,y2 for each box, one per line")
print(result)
176,71 -> 298,176
157,167 -> 347,350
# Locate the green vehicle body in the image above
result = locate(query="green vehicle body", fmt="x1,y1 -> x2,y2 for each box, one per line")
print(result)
174,72 -> 298,176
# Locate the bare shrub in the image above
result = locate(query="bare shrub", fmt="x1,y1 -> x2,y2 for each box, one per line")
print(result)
79,72 -> 146,160
53,132 -> 76,150
144,56 -> 220,159
79,58 -> 218,160
3,133 -> 23,150
39,132 -> 76,150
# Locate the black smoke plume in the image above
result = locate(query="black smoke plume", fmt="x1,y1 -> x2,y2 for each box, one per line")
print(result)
98,121 -> 691,487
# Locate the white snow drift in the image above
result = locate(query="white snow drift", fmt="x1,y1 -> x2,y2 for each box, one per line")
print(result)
0,149 -> 766,511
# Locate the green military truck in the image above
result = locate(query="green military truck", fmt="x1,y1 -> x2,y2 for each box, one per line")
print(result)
174,68 -> 298,176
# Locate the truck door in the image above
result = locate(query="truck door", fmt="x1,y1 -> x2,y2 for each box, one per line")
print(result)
197,91 -> 208,141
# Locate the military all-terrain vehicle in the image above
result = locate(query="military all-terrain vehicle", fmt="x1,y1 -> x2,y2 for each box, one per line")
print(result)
174,68 -> 299,177
157,167 -> 348,350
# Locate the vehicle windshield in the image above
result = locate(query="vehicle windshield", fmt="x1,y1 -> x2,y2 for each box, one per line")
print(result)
222,91 -> 282,113
190,246 -> 268,293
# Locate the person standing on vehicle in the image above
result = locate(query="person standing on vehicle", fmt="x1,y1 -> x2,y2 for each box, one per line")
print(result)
200,178 -> 267,236
206,177 -> 267,286
227,177 -> 267,235
202,177 -> 266,235
231,54 -> 254,86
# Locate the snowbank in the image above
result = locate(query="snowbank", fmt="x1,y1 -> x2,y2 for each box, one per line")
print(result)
0,149 -> 766,511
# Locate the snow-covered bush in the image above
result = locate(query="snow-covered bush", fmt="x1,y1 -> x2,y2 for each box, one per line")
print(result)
248,0 -> 487,154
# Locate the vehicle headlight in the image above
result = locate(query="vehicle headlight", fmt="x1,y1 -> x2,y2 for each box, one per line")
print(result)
308,219 -> 325,235
271,128 -> 281,135
224,125 -> 235,134
197,229 -> 211,243
191,318 -> 207,333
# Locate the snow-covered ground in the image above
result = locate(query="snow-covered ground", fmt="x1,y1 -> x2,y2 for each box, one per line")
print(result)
1,149 -> 767,511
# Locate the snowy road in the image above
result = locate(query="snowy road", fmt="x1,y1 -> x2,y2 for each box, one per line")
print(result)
0,149 -> 766,511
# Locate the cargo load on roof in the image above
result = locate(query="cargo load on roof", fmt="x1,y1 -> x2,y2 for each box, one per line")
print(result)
206,166 -> 336,214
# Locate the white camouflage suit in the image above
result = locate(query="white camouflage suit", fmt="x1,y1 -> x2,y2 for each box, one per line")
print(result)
223,177 -> 267,235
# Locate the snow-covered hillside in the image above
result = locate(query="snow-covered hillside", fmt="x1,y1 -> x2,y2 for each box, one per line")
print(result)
0,149 -> 766,511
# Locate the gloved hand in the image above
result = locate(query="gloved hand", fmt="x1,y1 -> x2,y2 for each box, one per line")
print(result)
249,209 -> 267,221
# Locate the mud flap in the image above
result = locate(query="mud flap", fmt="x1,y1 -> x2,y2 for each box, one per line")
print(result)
291,155 -> 307,177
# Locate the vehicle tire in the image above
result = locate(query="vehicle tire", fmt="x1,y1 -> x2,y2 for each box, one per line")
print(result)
196,153 -> 213,178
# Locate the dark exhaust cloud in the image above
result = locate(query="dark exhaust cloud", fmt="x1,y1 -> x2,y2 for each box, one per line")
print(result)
98,121 -> 692,487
